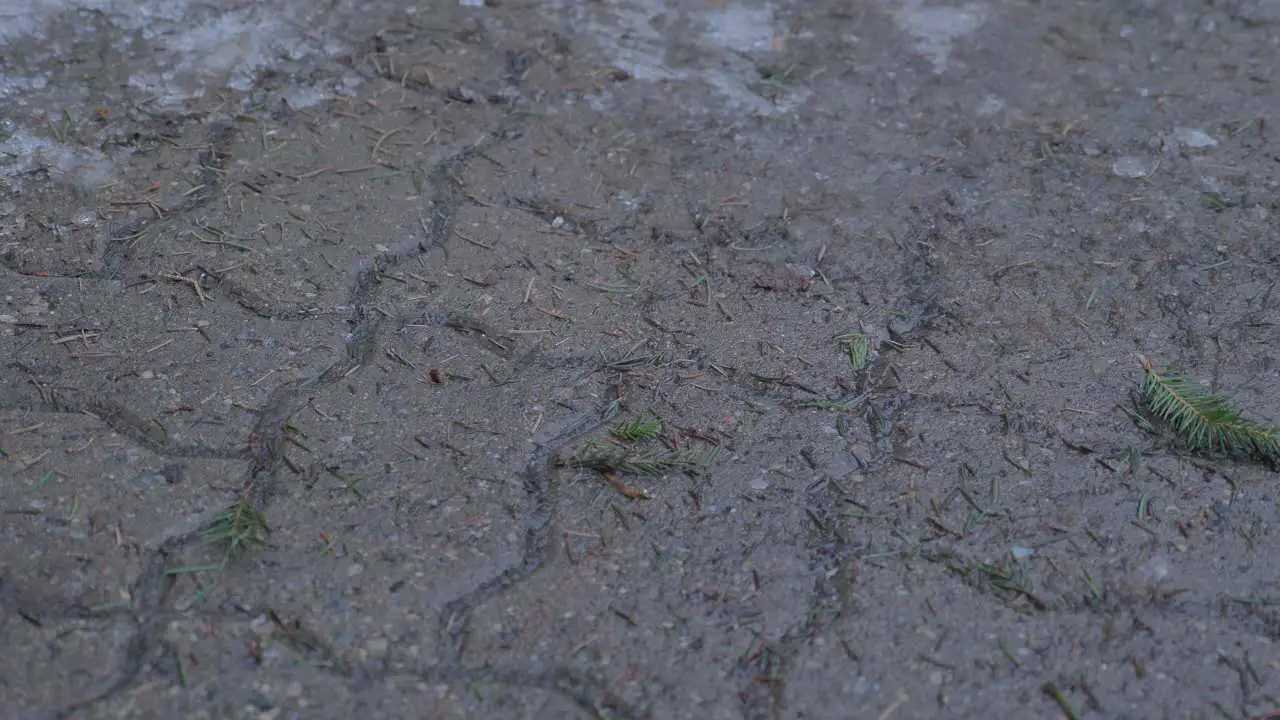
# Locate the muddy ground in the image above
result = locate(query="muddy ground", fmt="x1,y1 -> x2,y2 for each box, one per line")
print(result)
2,0 -> 1279,718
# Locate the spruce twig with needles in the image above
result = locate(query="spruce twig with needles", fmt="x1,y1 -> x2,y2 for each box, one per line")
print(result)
609,416 -> 662,443
565,413 -> 719,500
1136,354 -> 1280,457
569,441 -> 704,477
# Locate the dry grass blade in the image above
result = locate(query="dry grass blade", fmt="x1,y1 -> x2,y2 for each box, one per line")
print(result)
1137,355 -> 1280,457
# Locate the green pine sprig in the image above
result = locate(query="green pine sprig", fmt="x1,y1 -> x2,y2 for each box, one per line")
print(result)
1137,355 -> 1280,457
200,498 -> 270,563
568,441 -> 704,477
610,416 -> 663,443
165,496 -> 271,594
835,332 -> 870,372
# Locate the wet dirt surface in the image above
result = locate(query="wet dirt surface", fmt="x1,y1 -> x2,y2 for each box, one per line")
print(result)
2,1 -> 1280,718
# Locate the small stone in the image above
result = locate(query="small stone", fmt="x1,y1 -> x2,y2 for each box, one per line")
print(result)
250,614 -> 272,636
447,86 -> 480,103
753,264 -> 814,293
140,370 -> 155,379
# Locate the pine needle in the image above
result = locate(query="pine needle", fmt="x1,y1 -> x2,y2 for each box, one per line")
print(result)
1136,355 -> 1280,457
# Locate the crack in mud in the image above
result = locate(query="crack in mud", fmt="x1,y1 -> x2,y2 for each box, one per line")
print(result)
731,218 -> 951,719
436,383 -> 622,664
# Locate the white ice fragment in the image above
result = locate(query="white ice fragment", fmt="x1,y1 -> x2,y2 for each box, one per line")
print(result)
1112,155 -> 1153,178
1139,555 -> 1170,583
1172,126 -> 1218,148
894,1 -> 985,74
976,95 -> 1005,117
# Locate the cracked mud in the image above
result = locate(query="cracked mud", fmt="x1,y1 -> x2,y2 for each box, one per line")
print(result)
3,1 -> 1280,719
